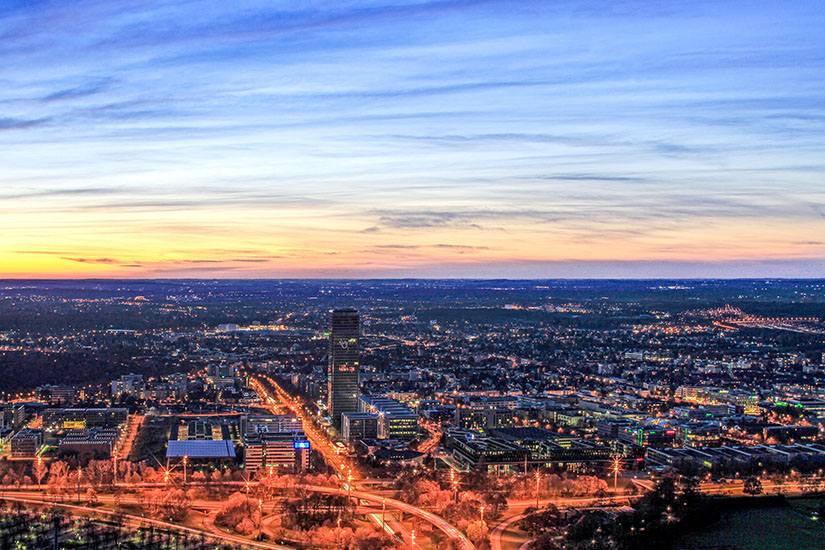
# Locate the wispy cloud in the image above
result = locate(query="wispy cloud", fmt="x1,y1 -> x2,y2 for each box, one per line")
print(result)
41,76 -> 114,102
60,257 -> 119,264
0,117 -> 50,130
1,187 -> 122,200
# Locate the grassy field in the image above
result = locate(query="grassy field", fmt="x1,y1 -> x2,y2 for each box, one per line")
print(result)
673,496 -> 824,550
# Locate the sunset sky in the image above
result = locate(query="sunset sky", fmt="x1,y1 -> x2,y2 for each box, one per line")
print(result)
2,0 -> 824,278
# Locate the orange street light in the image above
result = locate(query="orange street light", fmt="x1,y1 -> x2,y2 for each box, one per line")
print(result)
612,456 -> 621,491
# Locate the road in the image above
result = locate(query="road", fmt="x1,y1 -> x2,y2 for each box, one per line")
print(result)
490,510 -> 531,550
417,420 -> 443,455
249,374 -> 468,550
304,485 -> 476,550
0,493 -> 292,550
0,481 -> 477,550
250,375 -> 359,481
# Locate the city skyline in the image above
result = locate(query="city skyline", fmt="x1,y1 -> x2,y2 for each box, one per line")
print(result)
2,1 -> 824,278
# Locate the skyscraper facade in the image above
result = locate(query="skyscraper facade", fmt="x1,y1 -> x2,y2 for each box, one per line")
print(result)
328,309 -> 360,429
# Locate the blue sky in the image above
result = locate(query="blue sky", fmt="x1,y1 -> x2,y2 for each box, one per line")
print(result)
1,0 -> 824,278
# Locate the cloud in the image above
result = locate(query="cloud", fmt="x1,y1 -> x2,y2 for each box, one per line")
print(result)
41,77 -> 114,102
231,258 -> 276,263
433,244 -> 490,250
539,174 -> 648,183
378,214 -> 460,229
60,257 -> 119,264
368,243 -> 490,253
1,187 -> 122,200
0,117 -> 50,130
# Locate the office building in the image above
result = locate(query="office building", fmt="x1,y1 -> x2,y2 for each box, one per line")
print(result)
58,428 -> 120,458
37,385 -> 78,404
243,431 -> 310,472
240,414 -> 303,435
342,412 -> 379,441
328,309 -> 360,429
11,428 -> 43,458
41,408 -> 128,430
359,395 -> 418,439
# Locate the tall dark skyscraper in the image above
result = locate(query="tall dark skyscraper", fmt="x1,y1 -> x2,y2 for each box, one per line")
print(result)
328,309 -> 360,429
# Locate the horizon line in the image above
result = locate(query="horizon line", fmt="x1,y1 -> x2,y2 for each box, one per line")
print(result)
2,276 -> 824,282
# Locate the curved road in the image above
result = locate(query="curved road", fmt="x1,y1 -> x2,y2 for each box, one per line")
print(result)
0,483 -> 476,550
490,511 -> 530,550
304,485 -> 476,550
0,493 -> 291,550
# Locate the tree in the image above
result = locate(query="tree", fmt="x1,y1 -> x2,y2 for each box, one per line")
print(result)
527,532 -> 562,550
481,491 -> 508,520
216,492 -> 255,532
465,520 -> 487,544
520,505 -> 561,537
743,476 -> 762,496
681,476 -> 700,502
33,460 -> 48,489
352,526 -> 395,550
48,461 -> 69,493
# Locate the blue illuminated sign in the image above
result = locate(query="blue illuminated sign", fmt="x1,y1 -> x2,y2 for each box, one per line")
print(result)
294,441 -> 310,449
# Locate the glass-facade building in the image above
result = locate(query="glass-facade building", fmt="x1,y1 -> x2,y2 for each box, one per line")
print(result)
328,309 -> 360,429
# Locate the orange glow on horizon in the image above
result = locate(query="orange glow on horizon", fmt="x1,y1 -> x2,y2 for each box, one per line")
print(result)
3,203 -> 824,278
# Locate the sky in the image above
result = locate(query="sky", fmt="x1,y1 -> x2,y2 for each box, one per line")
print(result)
1,0 -> 824,279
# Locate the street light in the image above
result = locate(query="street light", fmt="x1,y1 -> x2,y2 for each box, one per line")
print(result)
612,456 -> 621,492
480,505 -> 485,523
258,498 -> 264,540
36,456 -> 43,489
337,515 -> 342,550
450,468 -> 459,501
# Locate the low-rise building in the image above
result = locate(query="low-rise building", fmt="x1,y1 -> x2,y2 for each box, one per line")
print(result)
359,396 -> 418,439
59,428 -> 120,458
42,408 -> 128,430
243,431 -> 310,472
342,412 -> 379,441
11,428 -> 43,458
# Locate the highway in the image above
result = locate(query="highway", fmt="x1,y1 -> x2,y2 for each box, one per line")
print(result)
0,482 -> 477,550
307,485 -> 476,550
0,493 -> 292,550
3,473 -> 821,550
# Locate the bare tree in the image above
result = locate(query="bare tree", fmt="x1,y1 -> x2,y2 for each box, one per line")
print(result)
33,461 -> 48,489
